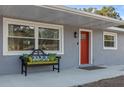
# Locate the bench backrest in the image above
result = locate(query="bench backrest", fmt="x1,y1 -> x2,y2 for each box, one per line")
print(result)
30,49 -> 47,56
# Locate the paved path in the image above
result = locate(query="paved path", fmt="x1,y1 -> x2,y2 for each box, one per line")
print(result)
0,65 -> 124,87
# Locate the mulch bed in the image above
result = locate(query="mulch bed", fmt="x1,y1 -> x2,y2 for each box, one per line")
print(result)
76,75 -> 124,87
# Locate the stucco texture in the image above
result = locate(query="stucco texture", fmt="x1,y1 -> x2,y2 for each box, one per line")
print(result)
0,16 -> 124,74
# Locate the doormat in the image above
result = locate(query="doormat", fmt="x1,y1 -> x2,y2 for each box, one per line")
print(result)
79,66 -> 106,70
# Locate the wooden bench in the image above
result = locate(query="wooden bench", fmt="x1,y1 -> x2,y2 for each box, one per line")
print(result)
19,49 -> 61,76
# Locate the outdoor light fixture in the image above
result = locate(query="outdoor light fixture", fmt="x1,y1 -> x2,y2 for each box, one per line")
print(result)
74,32 -> 78,38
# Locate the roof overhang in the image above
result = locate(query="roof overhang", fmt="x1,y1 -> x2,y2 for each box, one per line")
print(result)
107,27 -> 124,32
0,5 -> 124,29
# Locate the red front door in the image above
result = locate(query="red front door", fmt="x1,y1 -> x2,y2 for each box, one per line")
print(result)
80,31 -> 89,64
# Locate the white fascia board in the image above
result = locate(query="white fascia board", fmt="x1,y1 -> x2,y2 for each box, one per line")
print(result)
36,5 -> 124,25
107,27 -> 124,32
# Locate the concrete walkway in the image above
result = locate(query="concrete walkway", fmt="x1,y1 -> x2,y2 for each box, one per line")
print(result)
0,65 -> 124,87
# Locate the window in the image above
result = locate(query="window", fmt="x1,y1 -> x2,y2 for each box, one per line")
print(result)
8,24 -> 35,51
38,27 -> 59,51
103,32 -> 117,50
3,18 -> 64,55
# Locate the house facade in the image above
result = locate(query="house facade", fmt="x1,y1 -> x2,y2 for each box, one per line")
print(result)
0,5 -> 124,74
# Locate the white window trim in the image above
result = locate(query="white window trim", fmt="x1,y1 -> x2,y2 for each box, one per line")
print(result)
103,32 -> 117,50
3,17 -> 64,55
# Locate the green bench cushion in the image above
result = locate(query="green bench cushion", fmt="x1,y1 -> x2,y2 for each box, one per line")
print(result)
31,54 -> 56,62
27,61 -> 57,65
23,53 -> 57,64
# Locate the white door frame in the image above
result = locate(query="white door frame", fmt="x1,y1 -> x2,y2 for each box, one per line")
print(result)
79,28 -> 93,66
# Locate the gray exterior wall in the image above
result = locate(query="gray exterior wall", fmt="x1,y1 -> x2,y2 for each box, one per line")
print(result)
93,29 -> 124,65
0,16 -> 124,75
0,17 -> 80,74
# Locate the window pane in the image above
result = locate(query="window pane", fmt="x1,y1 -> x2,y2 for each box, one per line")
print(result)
8,24 -> 34,37
104,41 -> 114,47
8,37 -> 35,51
104,35 -> 114,41
39,27 -> 59,39
39,39 -> 59,51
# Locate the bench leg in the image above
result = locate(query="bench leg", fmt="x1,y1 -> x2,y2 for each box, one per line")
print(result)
21,63 -> 23,74
25,64 -> 27,76
53,65 -> 54,71
58,59 -> 60,72
58,63 -> 60,72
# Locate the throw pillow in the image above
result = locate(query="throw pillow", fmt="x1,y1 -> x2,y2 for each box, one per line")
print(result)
48,54 -> 56,61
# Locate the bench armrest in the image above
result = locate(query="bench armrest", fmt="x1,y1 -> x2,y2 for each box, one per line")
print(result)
56,56 -> 61,59
56,56 -> 61,64
19,55 -> 28,64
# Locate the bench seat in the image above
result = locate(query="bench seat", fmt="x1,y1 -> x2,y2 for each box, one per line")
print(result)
27,61 -> 58,65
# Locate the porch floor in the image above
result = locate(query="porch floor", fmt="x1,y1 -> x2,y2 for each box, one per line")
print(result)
0,65 -> 124,87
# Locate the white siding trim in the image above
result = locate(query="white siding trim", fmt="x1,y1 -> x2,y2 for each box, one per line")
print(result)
103,32 -> 117,50
107,27 -> 124,32
3,17 -> 64,55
